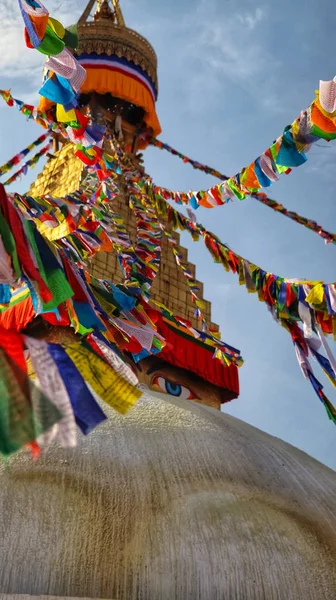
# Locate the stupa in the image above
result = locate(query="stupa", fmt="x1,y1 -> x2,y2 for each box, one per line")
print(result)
27,0 -> 240,409
0,5 -> 335,599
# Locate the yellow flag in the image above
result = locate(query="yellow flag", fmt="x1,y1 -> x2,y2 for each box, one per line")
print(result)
221,352 -> 230,366
305,283 -> 325,305
323,371 -> 336,390
238,262 -> 245,286
35,218 -> 72,241
291,119 -> 306,153
66,343 -> 141,415
56,104 -> 77,123
195,299 -> 206,309
90,288 -> 117,317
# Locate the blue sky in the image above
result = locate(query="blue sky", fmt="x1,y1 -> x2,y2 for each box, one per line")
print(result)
0,0 -> 335,469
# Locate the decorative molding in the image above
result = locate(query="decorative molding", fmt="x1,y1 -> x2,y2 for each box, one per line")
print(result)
77,23 -> 158,91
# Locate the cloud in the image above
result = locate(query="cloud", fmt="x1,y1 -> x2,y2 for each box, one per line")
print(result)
238,7 -> 264,30
127,1 -> 279,115
178,2 -> 283,114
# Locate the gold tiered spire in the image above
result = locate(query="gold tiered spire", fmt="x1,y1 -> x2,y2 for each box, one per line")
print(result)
78,0 -> 125,26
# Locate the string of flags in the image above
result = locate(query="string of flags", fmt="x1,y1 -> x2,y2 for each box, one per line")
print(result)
2,85 -> 336,247
0,141 -> 333,461
162,228 -> 209,332
150,78 -> 336,207
0,331 -> 141,456
152,190 -> 336,334
150,136 -> 336,246
0,132 -> 50,178
0,89 -> 62,132
148,137 -> 228,180
251,192 -> 336,245
4,0 -> 336,208
4,142 -> 52,186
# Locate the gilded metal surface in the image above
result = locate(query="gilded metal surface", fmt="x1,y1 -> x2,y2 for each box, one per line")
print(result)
0,394 -> 335,599
28,143 -> 83,198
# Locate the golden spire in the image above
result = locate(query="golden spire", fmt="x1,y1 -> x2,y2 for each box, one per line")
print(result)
111,0 -> 125,27
78,0 -> 125,27
94,0 -> 114,22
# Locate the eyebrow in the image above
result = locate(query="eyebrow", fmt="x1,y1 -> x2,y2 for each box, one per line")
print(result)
146,361 -> 169,376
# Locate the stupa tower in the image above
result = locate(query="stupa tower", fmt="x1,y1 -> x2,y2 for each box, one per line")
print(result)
29,0 -> 219,333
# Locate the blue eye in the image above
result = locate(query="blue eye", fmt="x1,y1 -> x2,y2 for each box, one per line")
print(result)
165,381 -> 182,396
153,376 -> 196,400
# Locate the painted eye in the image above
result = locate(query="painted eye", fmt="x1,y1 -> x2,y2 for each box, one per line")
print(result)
153,376 -> 196,400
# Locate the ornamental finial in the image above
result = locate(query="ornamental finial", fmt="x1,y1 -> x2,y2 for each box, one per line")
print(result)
78,0 -> 125,27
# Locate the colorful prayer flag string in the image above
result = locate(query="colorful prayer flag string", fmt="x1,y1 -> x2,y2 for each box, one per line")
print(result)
150,137 -> 336,245
148,78 -> 336,213
3,87 -> 336,248
149,137 -> 228,181
251,192 -> 336,245
0,133 -> 50,177
0,89 -> 62,131
3,142 -> 52,186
